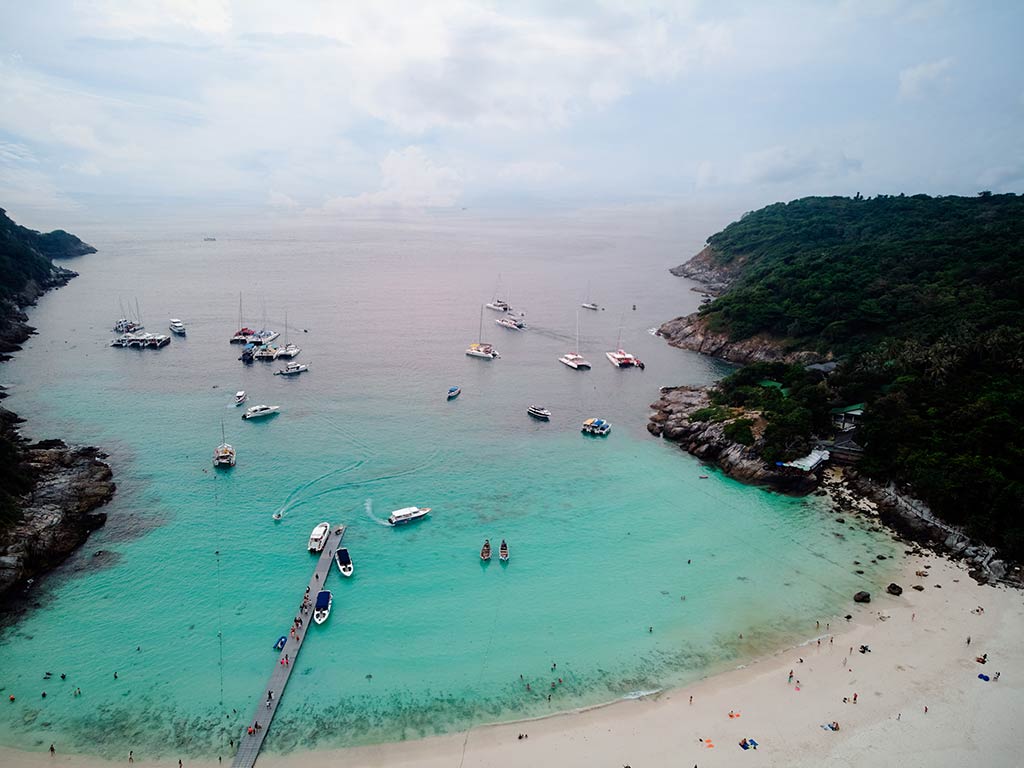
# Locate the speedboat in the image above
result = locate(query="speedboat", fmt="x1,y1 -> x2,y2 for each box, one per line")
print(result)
499,539 -> 509,561
274,361 -> 308,376
212,442 -> 235,467
242,404 -> 280,420
581,302 -> 599,311
308,521 -> 331,552
313,590 -> 333,624
581,417 -> 611,435
253,345 -> 280,360
447,386 -> 461,399
480,539 -> 492,561
485,299 -> 510,312
527,405 -> 551,420
335,547 -> 354,577
388,506 -> 431,526
466,343 -> 500,359
558,352 -> 591,369
605,349 -> 645,369
234,390 -> 247,406
169,319 -> 186,336
276,343 -> 301,359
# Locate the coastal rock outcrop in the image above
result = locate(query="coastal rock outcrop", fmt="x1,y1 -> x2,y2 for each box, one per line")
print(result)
668,245 -> 743,294
853,590 -> 871,603
886,583 -> 903,596
648,386 -> 819,493
657,314 -> 825,366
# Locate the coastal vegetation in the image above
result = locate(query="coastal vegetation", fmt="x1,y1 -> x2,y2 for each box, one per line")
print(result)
679,194 -> 1024,558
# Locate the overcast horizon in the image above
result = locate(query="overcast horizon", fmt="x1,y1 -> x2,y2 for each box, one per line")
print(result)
2,1 -> 1022,231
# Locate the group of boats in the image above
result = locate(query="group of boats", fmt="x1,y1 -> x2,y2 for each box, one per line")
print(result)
447,389 -> 609,434
480,538 -> 510,562
110,302 -> 183,349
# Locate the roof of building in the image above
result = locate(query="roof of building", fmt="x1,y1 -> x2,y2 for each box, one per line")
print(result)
781,448 -> 830,472
830,403 -> 866,415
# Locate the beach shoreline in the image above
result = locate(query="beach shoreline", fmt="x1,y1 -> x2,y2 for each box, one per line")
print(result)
4,550 -> 1019,767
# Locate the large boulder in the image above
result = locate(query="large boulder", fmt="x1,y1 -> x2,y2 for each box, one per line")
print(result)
853,591 -> 871,603
886,583 -> 903,596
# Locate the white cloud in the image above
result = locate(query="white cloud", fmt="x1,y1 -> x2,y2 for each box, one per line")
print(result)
267,190 -> 299,209
322,147 -> 461,211
898,57 -> 954,99
740,146 -> 861,185
496,161 -> 568,184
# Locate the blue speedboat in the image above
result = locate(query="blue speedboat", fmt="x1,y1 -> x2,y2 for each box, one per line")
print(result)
273,636 -> 287,651
447,386 -> 461,399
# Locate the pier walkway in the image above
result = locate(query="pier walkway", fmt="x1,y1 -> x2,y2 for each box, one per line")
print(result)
231,524 -> 346,768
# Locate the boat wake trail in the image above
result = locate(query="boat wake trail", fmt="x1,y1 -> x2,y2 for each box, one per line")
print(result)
275,459 -> 366,517
365,498 -> 391,527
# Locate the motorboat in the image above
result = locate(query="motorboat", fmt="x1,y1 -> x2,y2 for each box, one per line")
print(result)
499,539 -> 509,561
581,417 -> 611,435
466,342 -> 500,359
277,343 -> 301,358
169,319 -> 186,336
313,590 -> 333,624
447,386 -> 461,399
274,361 -> 308,376
581,302 -> 599,311
605,349 -> 644,369
308,521 -> 331,552
335,547 -> 354,577
253,345 -> 280,360
239,343 -> 256,363
242,404 -> 280,420
388,506 -> 431,526
273,636 -> 287,651
480,539 -> 492,561
212,441 -> 235,467
527,405 -> 551,420
559,310 -> 591,369
495,315 -> 525,330
234,390 -> 248,406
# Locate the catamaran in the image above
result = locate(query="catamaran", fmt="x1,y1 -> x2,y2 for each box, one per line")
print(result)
276,310 -> 301,358
559,310 -> 592,369
212,422 -> 235,467
605,327 -> 644,369
466,305 -> 500,359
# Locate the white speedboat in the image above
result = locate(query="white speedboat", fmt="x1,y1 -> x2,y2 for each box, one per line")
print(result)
242,404 -> 280,420
313,590 -> 333,624
276,343 -> 301,358
527,405 -> 551,420
234,390 -> 247,406
388,506 -> 431,526
480,539 -> 492,561
582,417 -> 611,435
212,442 -> 235,467
334,547 -> 354,577
274,361 -> 308,376
308,521 -> 331,552
169,319 -> 186,335
559,310 -> 591,369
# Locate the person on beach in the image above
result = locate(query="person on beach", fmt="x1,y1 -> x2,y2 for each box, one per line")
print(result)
129,750 -> 133,763
50,744 -> 55,756
689,695 -> 693,705
853,692 -> 858,703
788,670 -> 794,684
967,636 -> 971,645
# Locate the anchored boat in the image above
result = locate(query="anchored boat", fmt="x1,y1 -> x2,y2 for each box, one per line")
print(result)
242,404 -> 280,420
447,385 -> 462,399
499,539 -> 509,561
274,361 -> 308,376
480,539 -> 492,561
335,547 -> 354,577
527,405 -> 551,420
308,521 -> 331,552
313,590 -> 333,624
581,418 -> 611,436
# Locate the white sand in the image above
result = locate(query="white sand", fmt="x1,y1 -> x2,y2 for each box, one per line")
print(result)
4,554 -> 1021,768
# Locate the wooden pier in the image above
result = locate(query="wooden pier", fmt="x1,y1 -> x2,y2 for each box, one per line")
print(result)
231,524 -> 346,768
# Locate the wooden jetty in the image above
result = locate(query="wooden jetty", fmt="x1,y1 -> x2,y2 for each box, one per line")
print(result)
231,524 -> 346,768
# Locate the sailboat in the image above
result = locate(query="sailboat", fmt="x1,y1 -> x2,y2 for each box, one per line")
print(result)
231,293 -> 256,343
581,283 -> 599,311
486,276 -> 510,312
466,305 -> 500,359
213,422 -> 236,467
277,309 -> 301,358
605,324 -> 644,369
559,309 -> 592,369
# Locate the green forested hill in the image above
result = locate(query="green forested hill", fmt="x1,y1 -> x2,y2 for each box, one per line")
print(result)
692,194 -> 1024,557
0,208 -> 95,299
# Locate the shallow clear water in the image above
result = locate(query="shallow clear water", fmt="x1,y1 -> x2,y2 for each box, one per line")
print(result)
0,212 -> 899,758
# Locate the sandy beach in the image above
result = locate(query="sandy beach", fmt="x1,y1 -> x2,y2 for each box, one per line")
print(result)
4,552 -> 1021,768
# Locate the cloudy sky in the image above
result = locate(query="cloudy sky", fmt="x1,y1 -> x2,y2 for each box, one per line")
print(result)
0,0 -> 1021,224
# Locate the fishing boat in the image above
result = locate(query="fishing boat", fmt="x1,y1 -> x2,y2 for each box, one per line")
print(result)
527,405 -> 551,420
581,417 -> 611,435
466,305 -> 500,359
313,590 -> 333,624
213,421 -> 235,467
559,310 -> 592,369
387,506 -> 431,526
234,390 -> 247,406
447,386 -> 461,399
169,319 -> 186,336
308,521 -> 331,552
274,361 -> 308,376
334,547 -> 354,577
480,539 -> 492,561
499,539 -> 509,561
242,404 -> 280,420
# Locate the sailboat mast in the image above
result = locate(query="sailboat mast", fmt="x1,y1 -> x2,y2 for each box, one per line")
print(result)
478,304 -> 484,343
575,309 -> 581,355
238,292 -> 242,329
135,298 -> 142,325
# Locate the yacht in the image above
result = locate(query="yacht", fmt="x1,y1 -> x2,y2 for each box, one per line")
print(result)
234,390 -> 248,406
277,343 -> 301,359
480,539 -> 492,561
274,361 -> 308,376
334,547 -> 354,577
527,405 -> 551,420
212,441 -> 235,467
313,590 -> 333,624
466,306 -> 500,359
308,521 -> 331,552
253,345 -> 280,361
495,315 -> 525,330
388,506 -> 431,526
499,539 -> 509,561
581,417 -> 611,436
447,386 -> 461,399
169,319 -> 186,336
242,404 -> 280,420
559,310 -> 592,370
581,302 -> 599,311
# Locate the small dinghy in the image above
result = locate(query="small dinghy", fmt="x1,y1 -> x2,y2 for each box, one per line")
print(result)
273,636 -> 287,651
499,539 -> 509,561
447,385 -> 461,399
335,547 -> 354,578
313,590 -> 333,625
480,539 -> 492,561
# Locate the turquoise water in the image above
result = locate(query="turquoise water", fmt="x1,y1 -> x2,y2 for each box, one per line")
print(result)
0,214 -> 899,758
